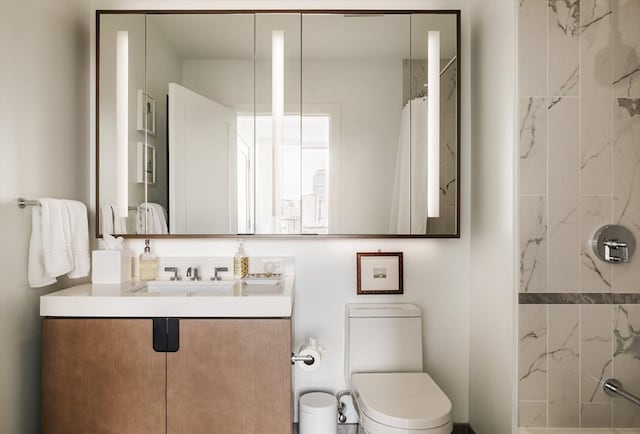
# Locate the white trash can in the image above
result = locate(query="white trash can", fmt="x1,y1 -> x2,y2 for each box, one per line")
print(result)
299,392 -> 337,434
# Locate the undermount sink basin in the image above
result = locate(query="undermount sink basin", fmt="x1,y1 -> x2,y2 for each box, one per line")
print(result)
133,280 -> 236,296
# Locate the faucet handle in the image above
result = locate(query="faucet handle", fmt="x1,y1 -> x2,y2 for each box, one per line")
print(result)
212,267 -> 229,281
164,266 -> 181,281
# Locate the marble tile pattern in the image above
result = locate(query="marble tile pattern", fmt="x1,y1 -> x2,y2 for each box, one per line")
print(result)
519,401 -> 548,428
518,302 -> 640,428
547,97 -> 580,292
548,0 -> 581,98
547,305 -> 580,427
520,196 -> 547,293
519,305 -> 548,401
519,292 -> 640,304
518,0 -> 640,428
580,196 -> 612,293
612,305 -> 640,427
520,97 -> 547,195
613,0 -> 640,97
612,98 -> 640,293
519,0 -> 548,96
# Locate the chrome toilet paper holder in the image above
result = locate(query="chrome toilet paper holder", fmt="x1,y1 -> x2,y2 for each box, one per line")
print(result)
291,353 -> 315,365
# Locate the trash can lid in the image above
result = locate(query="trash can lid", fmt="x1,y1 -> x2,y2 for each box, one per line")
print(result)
299,392 -> 337,415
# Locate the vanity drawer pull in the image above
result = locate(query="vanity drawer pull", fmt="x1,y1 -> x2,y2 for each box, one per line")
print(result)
153,318 -> 180,352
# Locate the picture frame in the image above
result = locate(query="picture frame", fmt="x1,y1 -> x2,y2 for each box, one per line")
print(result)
136,89 -> 156,136
356,252 -> 403,295
136,142 -> 156,185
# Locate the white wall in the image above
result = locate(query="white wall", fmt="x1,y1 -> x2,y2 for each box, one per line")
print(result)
468,0 -> 517,433
0,0 -> 90,432
92,0 -> 472,424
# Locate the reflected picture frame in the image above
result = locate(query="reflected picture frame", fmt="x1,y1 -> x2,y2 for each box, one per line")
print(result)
136,142 -> 156,185
357,252 -> 403,295
136,89 -> 156,136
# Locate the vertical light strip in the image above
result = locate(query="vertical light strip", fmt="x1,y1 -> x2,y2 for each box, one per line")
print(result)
116,31 -> 129,218
272,30 -> 284,218
427,30 -> 440,218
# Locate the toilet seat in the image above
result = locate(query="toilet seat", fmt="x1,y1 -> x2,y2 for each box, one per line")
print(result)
351,372 -> 452,430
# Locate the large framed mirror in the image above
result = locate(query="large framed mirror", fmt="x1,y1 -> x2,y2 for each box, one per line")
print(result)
97,10 -> 460,237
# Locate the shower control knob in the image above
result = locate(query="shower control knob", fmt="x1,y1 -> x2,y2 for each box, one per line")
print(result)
592,225 -> 635,264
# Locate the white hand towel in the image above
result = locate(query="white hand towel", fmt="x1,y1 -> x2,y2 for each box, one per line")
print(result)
28,206 -> 56,288
136,204 -> 146,234
149,203 -> 168,234
40,198 -> 73,277
137,203 -> 169,234
100,202 -> 114,235
64,200 -> 90,279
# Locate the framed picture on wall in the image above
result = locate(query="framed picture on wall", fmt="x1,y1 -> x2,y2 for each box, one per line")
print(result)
136,142 -> 156,185
356,252 -> 403,295
136,89 -> 156,136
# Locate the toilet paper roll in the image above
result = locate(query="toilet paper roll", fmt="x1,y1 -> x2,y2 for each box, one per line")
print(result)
296,346 -> 321,371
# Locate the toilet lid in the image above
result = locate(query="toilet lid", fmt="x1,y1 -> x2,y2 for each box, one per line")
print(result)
352,372 -> 452,430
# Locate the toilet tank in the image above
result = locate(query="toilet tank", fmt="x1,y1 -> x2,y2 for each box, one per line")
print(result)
345,303 -> 423,377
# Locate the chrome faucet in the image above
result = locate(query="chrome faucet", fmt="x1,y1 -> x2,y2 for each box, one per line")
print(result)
212,267 -> 228,281
186,267 -> 200,281
164,267 -> 181,281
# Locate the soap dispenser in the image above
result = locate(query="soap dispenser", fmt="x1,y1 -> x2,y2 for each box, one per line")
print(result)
233,239 -> 248,279
138,239 -> 158,281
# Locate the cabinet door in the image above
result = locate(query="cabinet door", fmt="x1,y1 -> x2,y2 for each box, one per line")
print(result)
42,319 -> 165,434
167,319 -> 291,434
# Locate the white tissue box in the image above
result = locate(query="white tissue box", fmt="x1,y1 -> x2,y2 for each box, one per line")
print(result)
92,250 -> 131,284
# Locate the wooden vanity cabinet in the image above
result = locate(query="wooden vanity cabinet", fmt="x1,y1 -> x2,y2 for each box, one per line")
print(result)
167,319 -> 292,434
42,318 -> 292,434
41,319 -> 165,434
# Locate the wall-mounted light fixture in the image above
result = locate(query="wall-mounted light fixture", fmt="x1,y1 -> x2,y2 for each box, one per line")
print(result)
272,30 -> 284,218
427,30 -> 440,218
116,30 -> 129,218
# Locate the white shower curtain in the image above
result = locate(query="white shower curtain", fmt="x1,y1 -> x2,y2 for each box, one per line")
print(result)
389,98 -> 428,234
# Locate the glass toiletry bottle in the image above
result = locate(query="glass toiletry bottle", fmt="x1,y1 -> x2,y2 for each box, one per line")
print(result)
139,239 -> 158,281
233,239 -> 248,279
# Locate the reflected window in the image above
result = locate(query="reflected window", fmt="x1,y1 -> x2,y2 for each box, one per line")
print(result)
236,115 -> 254,234
237,114 -> 330,234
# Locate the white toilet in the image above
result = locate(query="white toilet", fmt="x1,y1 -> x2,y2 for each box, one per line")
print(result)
345,303 -> 452,434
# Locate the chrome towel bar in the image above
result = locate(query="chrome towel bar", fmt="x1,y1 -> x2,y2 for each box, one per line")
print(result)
19,198 -> 137,211
17,198 -> 40,208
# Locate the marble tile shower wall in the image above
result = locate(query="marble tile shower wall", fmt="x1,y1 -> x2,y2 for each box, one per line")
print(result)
518,0 -> 640,428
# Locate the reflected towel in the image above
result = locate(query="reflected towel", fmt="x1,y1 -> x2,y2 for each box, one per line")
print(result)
100,202 -> 114,235
100,203 -> 128,235
137,203 -> 168,235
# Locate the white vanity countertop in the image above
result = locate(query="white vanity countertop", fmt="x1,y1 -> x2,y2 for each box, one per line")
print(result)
40,277 -> 294,318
